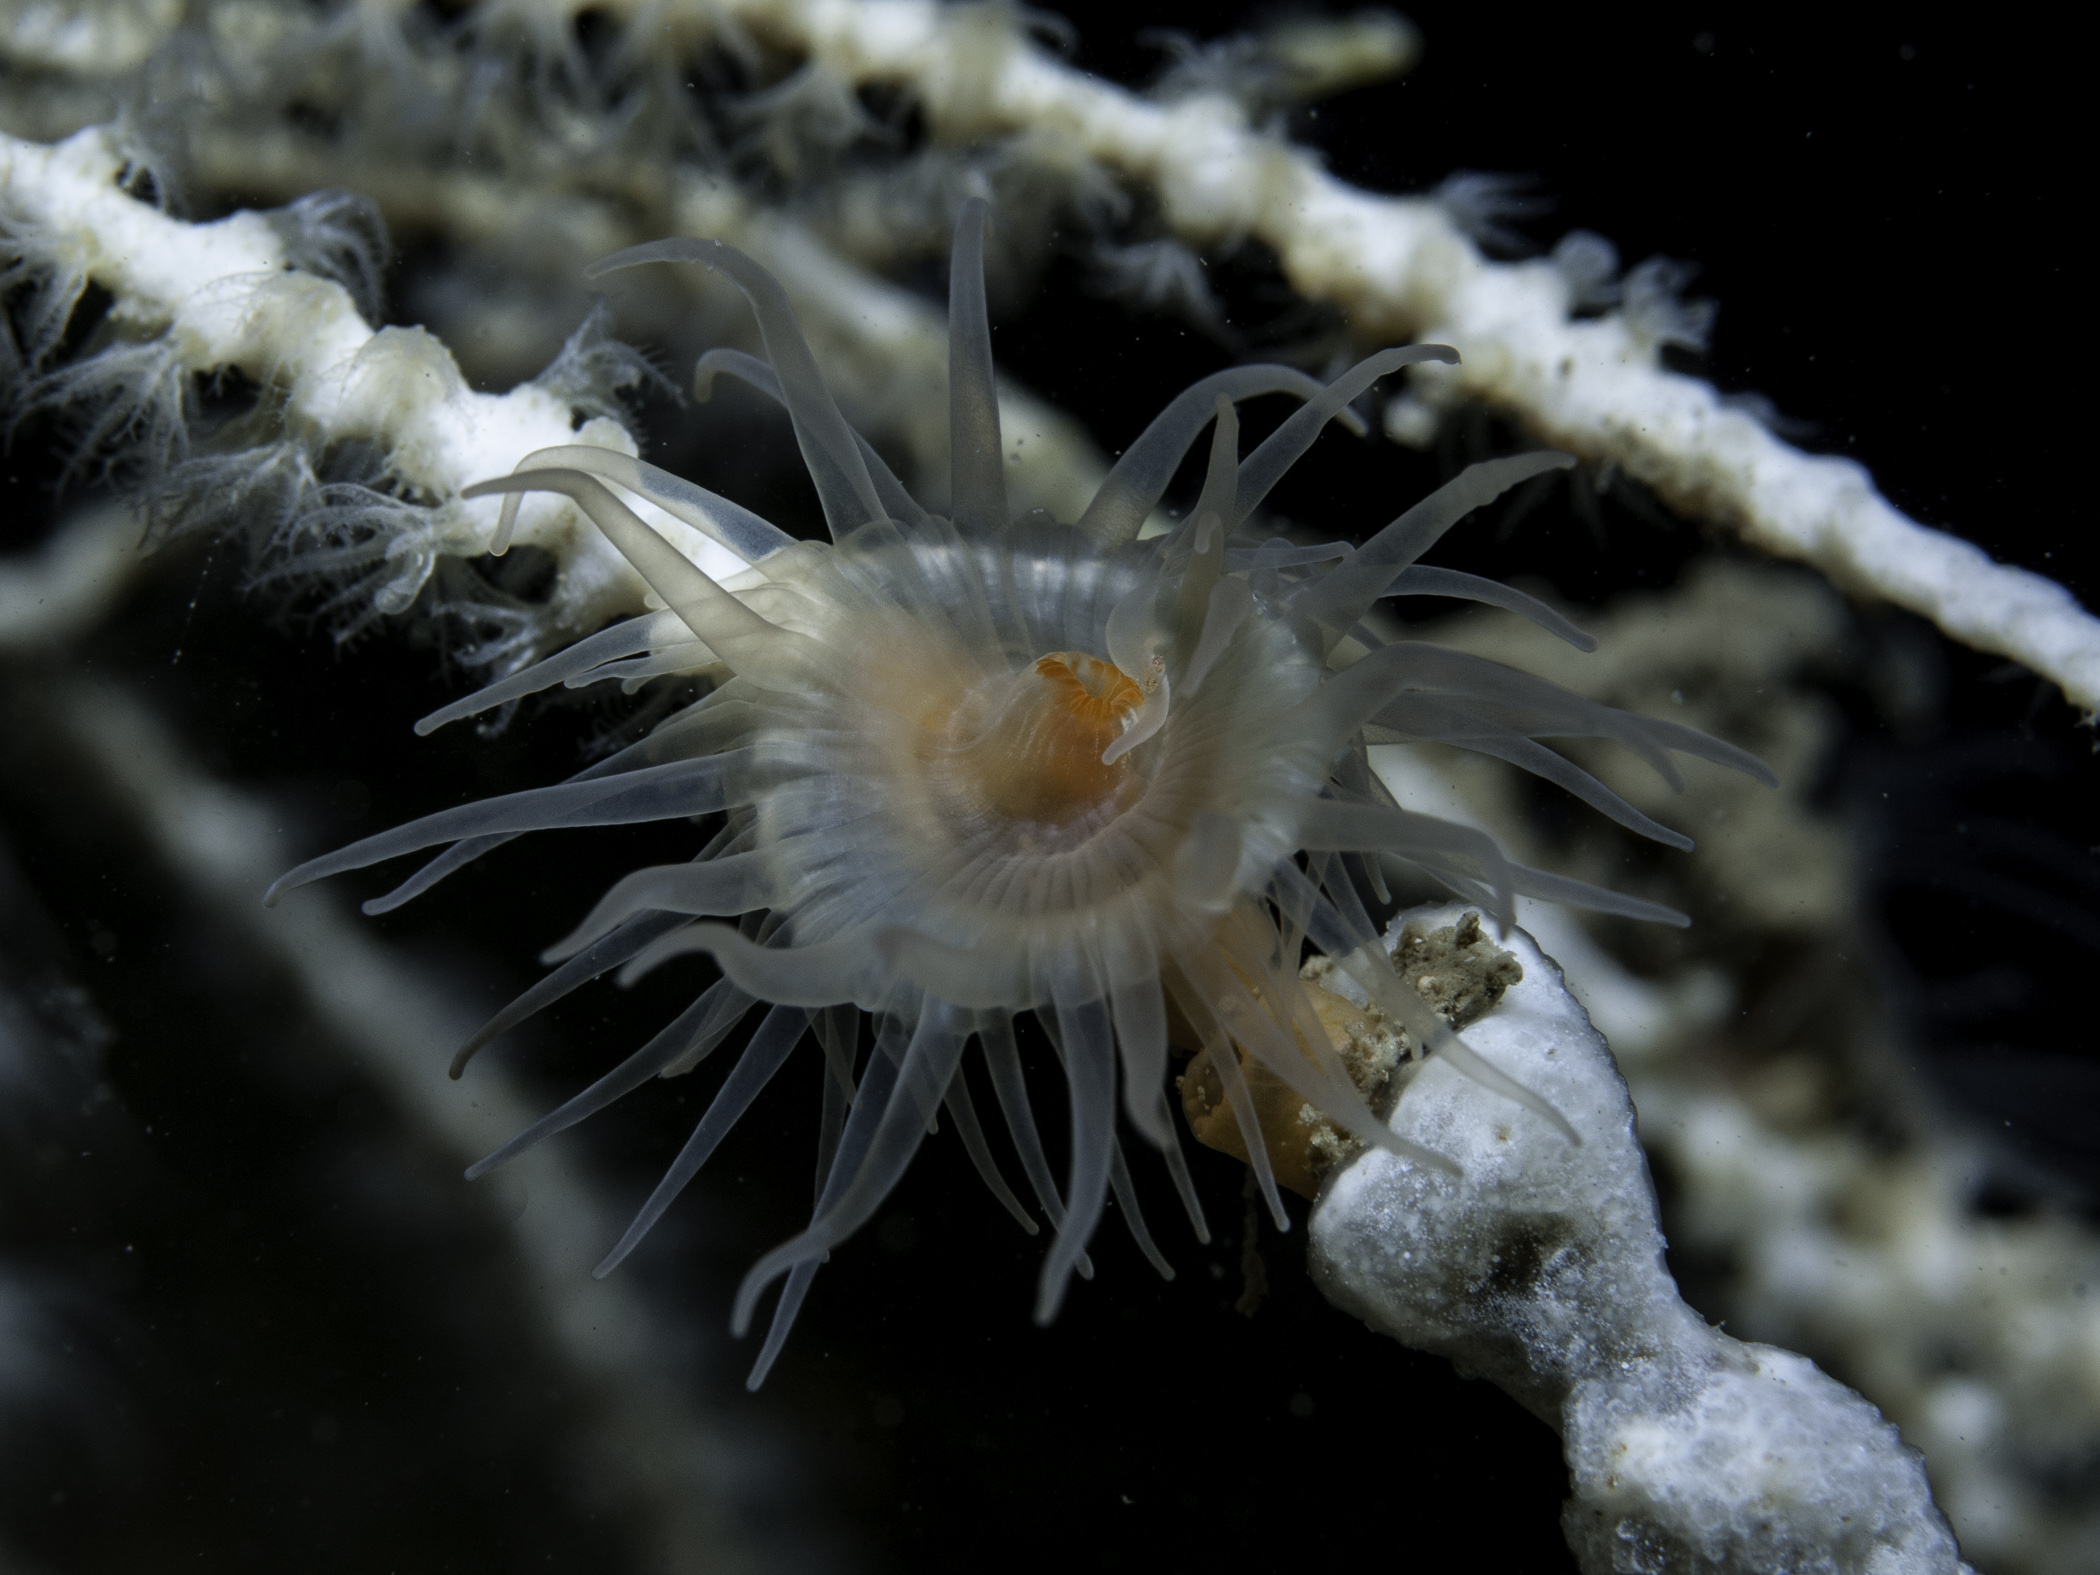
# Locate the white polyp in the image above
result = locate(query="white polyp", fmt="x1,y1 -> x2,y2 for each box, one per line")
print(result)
1308,903 -> 1970,1575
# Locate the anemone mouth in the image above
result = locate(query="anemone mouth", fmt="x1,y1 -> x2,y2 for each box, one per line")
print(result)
917,649 -> 1147,829
742,549 -> 1332,968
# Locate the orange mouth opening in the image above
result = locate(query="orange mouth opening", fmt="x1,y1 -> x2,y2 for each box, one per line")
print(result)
924,651 -> 1147,827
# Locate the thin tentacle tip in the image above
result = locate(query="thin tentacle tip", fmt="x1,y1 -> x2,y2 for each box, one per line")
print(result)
463,1138 -> 521,1181
585,239 -> 724,282
1541,1101 -> 1586,1146
1392,1135 -> 1465,1178
1033,1264 -> 1078,1324
614,942 -> 684,988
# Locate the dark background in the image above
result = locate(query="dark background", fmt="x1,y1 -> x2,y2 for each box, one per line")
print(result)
0,5 -> 2086,1573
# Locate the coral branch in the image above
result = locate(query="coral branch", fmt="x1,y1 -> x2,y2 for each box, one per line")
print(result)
582,0 -> 2099,715
0,123 -> 705,639
1310,904 -> 1971,1575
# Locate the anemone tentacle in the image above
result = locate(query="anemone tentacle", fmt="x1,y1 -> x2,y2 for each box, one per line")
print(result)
275,203 -> 1773,1386
946,198 -> 1007,536
587,238 -> 887,539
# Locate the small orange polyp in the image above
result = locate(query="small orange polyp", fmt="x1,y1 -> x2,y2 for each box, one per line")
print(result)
927,651 -> 1146,827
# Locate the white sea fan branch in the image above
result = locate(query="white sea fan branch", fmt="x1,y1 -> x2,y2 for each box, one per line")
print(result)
0,122 -> 724,647
525,0 -> 2096,716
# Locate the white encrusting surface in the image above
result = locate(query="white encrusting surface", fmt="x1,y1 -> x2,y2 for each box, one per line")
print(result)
1309,903 -> 1970,1574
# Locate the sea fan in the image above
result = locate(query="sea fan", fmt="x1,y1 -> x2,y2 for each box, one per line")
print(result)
266,200 -> 1771,1386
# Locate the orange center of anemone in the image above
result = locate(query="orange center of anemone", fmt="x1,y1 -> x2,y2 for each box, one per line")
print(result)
922,651 -> 1146,827
1031,652 -> 1144,733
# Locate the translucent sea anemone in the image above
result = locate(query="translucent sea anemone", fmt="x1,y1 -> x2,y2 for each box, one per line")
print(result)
265,201 -> 1772,1387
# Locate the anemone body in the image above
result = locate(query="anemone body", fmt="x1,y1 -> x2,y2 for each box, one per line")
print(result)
268,201 -> 1771,1387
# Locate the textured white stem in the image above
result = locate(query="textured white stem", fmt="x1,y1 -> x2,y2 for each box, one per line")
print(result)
610,0 -> 2098,715
0,123 -> 742,634
1309,903 -> 1971,1574
6,6 -> 2094,708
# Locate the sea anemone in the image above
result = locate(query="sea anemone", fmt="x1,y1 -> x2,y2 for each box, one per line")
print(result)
264,200 -> 1772,1387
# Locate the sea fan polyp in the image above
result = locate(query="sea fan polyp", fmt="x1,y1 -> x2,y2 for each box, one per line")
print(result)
264,200 -> 1773,1387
